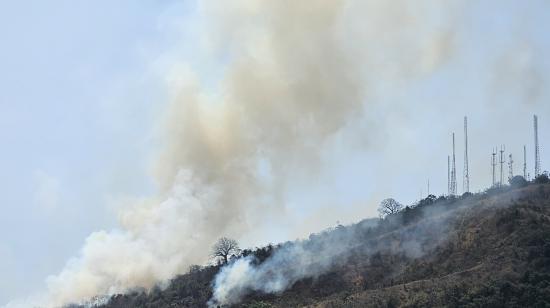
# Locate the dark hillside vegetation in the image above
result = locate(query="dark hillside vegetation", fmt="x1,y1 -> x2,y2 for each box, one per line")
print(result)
95,181 -> 550,308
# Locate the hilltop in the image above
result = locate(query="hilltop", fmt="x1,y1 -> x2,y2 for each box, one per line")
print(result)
91,179 -> 550,308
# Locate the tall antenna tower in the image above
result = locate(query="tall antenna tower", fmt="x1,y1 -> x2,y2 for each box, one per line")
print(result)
447,155 -> 451,195
427,179 -> 430,196
463,116 -> 470,193
499,145 -> 505,187
451,133 -> 457,195
534,115 -> 540,177
523,145 -> 527,180
491,148 -> 497,187
508,153 -> 514,181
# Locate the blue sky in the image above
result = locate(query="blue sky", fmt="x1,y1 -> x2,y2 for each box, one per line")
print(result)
1,1 -> 550,306
0,0 -> 184,302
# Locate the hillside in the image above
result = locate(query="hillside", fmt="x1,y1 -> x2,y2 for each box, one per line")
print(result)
93,182 -> 550,308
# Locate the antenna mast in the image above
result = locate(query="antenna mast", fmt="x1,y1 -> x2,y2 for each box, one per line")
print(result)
463,116 -> 470,193
523,145 -> 527,180
508,153 -> 514,181
491,148 -> 497,187
451,133 -> 457,195
447,155 -> 451,195
499,145 -> 505,187
534,115 -> 540,177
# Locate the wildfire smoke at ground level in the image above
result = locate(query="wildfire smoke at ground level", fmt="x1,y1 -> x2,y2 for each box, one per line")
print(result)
4,1 -> 550,307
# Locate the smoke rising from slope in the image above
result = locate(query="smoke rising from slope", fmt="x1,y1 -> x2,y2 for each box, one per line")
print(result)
209,186 -> 539,306
15,0 -> 543,306
209,198 -> 465,306
39,1 -> 375,306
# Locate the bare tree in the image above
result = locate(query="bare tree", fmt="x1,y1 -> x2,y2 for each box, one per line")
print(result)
378,198 -> 403,218
212,237 -> 240,264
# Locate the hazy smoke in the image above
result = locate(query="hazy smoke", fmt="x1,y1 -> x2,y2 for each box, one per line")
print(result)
42,1 -> 368,306
208,223 -> 380,306
209,198 -> 463,306
208,188 -> 532,306
9,1 -> 470,307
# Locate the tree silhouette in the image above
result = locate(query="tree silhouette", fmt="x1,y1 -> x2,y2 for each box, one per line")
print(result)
378,198 -> 403,218
509,175 -> 528,188
212,237 -> 240,264
535,173 -> 549,184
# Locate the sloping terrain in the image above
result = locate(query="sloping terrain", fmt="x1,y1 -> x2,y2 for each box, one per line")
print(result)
95,183 -> 550,308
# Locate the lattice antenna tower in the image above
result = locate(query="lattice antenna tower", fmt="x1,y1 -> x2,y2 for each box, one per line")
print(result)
499,145 -> 505,187
534,115 -> 540,177
463,116 -> 470,193
523,145 -> 527,180
447,155 -> 451,195
451,133 -> 457,195
491,148 -> 497,187
427,179 -> 430,196
508,153 -> 514,181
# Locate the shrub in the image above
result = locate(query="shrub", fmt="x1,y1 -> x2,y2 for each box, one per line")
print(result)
510,176 -> 528,188
535,173 -> 549,184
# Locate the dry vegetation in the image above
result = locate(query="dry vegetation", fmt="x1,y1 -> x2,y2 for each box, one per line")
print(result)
95,181 -> 550,308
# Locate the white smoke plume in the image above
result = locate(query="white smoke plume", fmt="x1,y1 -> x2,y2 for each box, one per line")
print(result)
208,198 -> 462,306
29,1 -> 377,306
208,189 -> 528,306
13,0 -> 549,307
208,223 -> 380,306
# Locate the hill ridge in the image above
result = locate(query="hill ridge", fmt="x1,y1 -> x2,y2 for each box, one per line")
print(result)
93,182 -> 550,308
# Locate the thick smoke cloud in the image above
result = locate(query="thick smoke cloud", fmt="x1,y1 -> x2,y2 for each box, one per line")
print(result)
34,1 -> 377,306
8,0 -> 550,307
